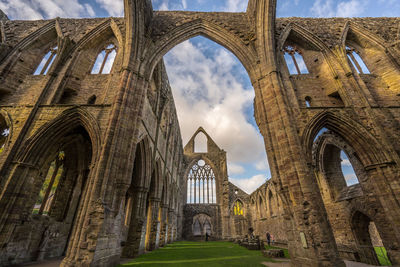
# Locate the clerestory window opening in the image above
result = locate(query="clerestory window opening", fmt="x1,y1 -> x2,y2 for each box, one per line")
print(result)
283,45 -> 309,75
33,46 -> 58,75
346,46 -> 370,74
91,43 -> 117,74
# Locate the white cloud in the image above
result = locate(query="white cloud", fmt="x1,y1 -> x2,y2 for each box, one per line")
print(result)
0,0 -> 96,19
336,0 -> 365,17
345,173 -> 359,186
311,0 -> 366,18
164,38 -> 270,193
230,175 -> 267,194
228,163 -> 245,175
222,0 -> 248,12
165,40 -> 268,166
95,0 -> 124,16
255,159 -> 269,171
341,158 -> 352,166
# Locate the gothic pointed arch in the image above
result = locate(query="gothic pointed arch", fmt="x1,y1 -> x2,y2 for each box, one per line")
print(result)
15,108 -> 101,164
0,19 -> 63,97
55,19 -> 124,104
143,17 -> 258,82
302,111 -> 394,167
340,21 -> 400,102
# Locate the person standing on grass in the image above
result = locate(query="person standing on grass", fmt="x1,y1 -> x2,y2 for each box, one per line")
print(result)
266,232 -> 271,246
205,232 -> 209,242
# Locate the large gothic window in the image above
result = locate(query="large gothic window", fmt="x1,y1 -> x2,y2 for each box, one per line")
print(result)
33,46 -> 58,75
91,44 -> 117,74
283,45 -> 309,75
187,159 -> 216,204
346,46 -> 370,74
233,200 -> 244,216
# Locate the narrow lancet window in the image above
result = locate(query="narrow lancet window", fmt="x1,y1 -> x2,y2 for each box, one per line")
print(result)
33,151 -> 65,215
33,46 -> 58,75
283,45 -> 309,75
346,46 -> 370,74
91,44 -> 117,74
340,150 -> 360,186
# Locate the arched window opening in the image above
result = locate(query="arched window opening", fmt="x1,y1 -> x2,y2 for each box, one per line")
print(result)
87,95 -> 97,105
193,219 -> 201,236
32,151 -> 65,215
258,196 -> 265,218
233,200 -> 244,216
91,44 -> 117,74
194,132 -> 207,153
305,96 -> 312,108
340,150 -> 360,186
283,45 -> 309,75
0,115 -> 10,153
346,46 -> 370,74
33,46 -> 58,75
187,159 -> 216,204
204,220 -> 211,235
268,190 -> 275,217
313,127 -> 329,142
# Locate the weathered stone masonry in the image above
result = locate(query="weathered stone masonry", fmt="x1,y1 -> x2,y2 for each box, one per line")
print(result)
0,0 -> 398,267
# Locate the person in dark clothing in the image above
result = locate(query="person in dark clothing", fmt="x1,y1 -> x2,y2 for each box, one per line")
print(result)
266,232 -> 271,246
205,232 -> 209,242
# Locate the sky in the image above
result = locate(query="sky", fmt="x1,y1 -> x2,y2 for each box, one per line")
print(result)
0,0 -> 394,193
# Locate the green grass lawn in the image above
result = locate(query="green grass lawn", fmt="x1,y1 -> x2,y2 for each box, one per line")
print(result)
374,247 -> 392,266
119,241 -> 280,266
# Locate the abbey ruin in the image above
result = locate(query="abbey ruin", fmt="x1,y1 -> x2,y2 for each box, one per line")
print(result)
0,0 -> 399,266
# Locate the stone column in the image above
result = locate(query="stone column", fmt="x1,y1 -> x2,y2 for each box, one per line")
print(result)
167,208 -> 174,243
145,198 -> 160,251
122,187 -> 148,258
254,69 -> 345,267
158,204 -> 169,247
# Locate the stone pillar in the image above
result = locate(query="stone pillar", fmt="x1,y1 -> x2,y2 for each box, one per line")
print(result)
145,198 -> 160,251
254,69 -> 345,267
122,187 -> 148,258
167,208 -> 174,243
158,204 -> 169,247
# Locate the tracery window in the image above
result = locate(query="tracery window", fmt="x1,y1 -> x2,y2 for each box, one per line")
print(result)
0,115 -> 10,154
33,46 -> 58,75
283,45 -> 309,75
346,46 -> 370,74
91,44 -> 117,74
187,159 -> 216,204
32,151 -> 65,215
233,200 -> 244,216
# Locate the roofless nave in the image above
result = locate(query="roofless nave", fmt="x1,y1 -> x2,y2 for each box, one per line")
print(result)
0,0 -> 399,266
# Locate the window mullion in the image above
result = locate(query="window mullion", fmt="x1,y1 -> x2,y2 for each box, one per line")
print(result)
38,159 -> 61,215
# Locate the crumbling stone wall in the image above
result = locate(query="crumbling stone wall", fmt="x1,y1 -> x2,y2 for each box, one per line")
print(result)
0,12 -> 184,266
